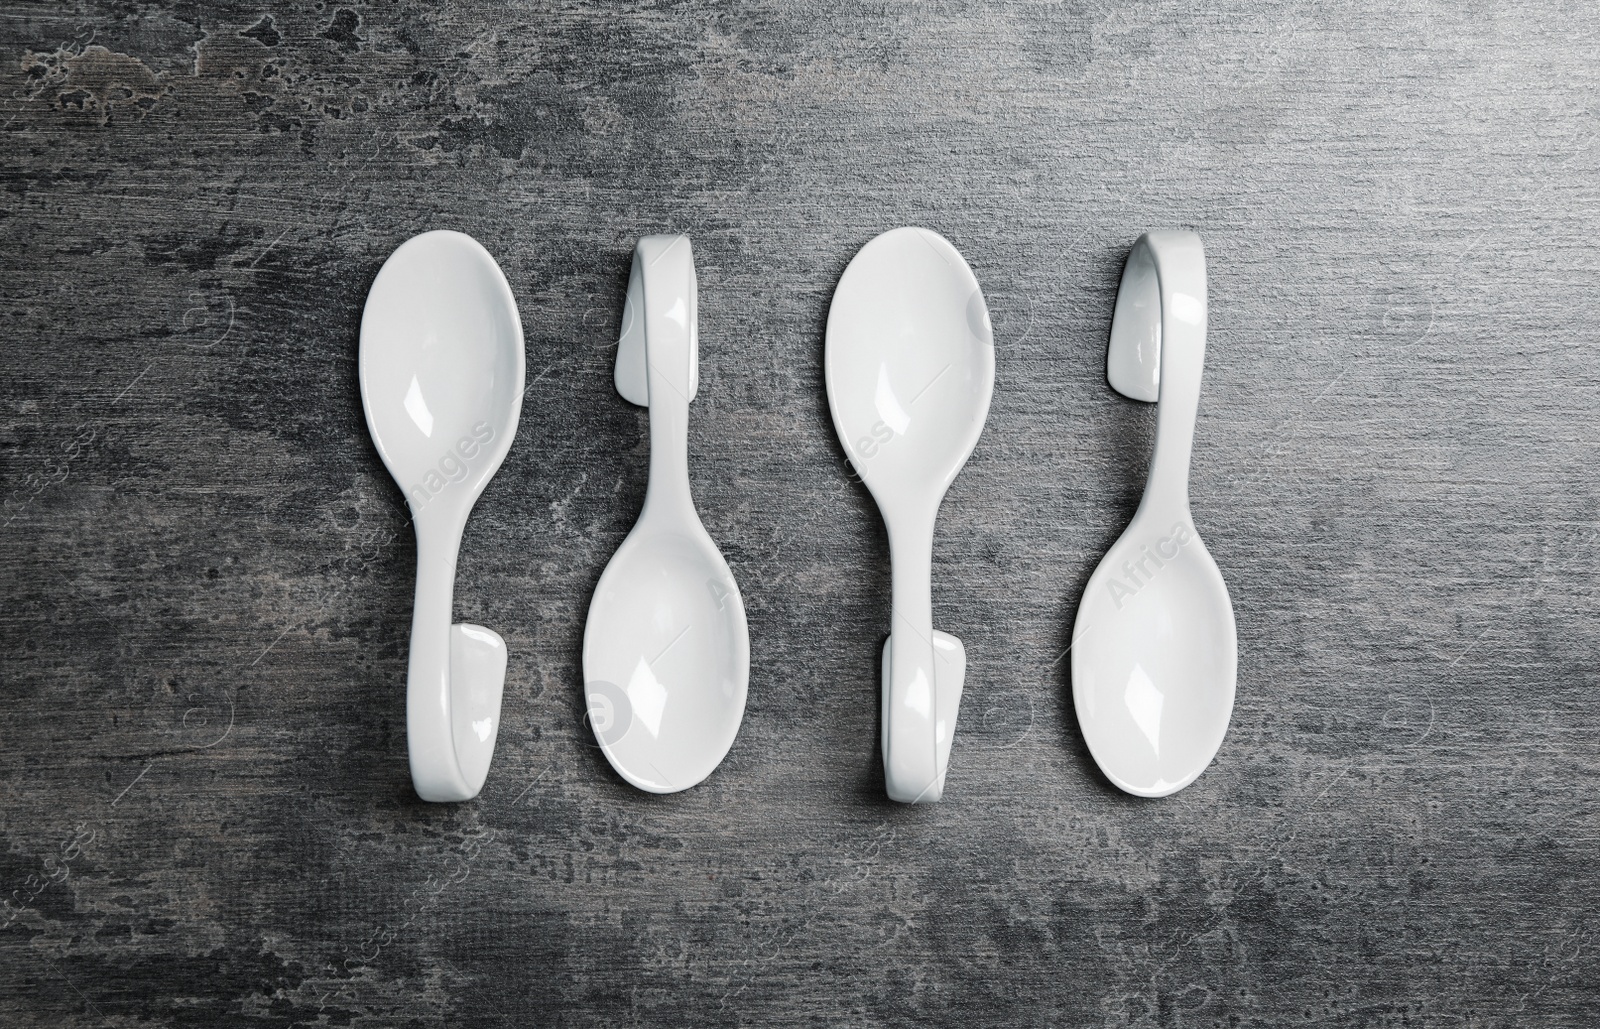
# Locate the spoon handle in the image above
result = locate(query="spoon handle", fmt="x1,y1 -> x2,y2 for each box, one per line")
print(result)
885,511 -> 944,802
407,512 -> 505,802
1114,231 -> 1207,518
632,235 -> 699,521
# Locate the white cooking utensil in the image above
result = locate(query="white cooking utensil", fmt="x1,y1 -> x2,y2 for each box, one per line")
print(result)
1072,230 -> 1237,797
583,235 -> 749,793
360,230 -> 525,802
826,227 -> 995,803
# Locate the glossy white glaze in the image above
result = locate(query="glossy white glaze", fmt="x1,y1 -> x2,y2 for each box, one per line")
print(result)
1073,231 -> 1237,798
583,235 -> 749,793
826,227 -> 994,803
359,230 -> 525,802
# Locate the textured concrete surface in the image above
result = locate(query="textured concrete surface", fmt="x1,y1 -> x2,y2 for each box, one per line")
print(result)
3,2 -> 1598,1026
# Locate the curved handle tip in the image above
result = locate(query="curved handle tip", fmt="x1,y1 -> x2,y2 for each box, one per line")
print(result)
881,629 -> 966,804
410,623 -> 505,803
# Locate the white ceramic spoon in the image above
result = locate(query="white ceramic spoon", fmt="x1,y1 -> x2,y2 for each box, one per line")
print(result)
360,230 -> 525,802
583,235 -> 749,793
1072,230 -> 1237,797
826,227 -> 995,803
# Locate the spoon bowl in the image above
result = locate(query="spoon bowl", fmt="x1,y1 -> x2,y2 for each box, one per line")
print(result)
362,233 -> 523,505
585,522 -> 747,792
827,228 -> 994,509
1073,515 -> 1236,796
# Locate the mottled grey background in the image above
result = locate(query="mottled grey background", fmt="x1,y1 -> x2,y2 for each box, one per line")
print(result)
2,1 -> 1597,1026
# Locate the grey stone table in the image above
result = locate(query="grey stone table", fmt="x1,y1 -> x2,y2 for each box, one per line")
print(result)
3,2 -> 1596,1026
